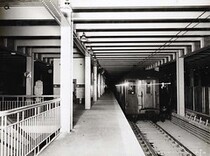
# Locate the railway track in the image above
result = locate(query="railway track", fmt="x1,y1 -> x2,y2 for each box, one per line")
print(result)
130,121 -> 196,156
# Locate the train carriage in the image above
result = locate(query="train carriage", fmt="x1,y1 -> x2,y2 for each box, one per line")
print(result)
116,78 -> 161,120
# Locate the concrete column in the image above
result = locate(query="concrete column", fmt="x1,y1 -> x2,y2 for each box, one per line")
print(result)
26,48 -> 34,95
85,56 -> 91,109
191,43 -> 196,52
93,62 -> 98,102
190,69 -> 195,111
176,53 -> 185,116
201,38 -> 205,48
102,75 -> 105,95
98,73 -> 101,98
100,74 -> 104,95
91,72 -> 94,98
60,7 -> 73,132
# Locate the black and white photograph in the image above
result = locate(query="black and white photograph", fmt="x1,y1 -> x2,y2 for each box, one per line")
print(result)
0,0 -> 210,155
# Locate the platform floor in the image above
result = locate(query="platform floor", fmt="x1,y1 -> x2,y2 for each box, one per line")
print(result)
39,92 -> 145,156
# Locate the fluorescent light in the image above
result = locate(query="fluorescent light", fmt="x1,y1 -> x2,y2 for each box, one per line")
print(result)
11,52 -> 16,55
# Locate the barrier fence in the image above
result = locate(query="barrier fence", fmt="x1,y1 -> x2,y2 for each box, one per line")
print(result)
0,95 -> 59,111
0,98 -> 61,156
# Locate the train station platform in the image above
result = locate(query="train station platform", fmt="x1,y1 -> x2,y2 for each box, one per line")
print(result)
39,92 -> 145,156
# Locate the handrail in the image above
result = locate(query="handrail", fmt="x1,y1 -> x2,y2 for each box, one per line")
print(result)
186,109 -> 209,126
0,99 -> 60,116
0,98 -> 61,156
186,109 -> 210,119
0,95 -> 60,111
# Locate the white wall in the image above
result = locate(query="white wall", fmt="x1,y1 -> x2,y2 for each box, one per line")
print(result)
74,58 -> 85,99
53,59 -> 60,95
53,58 -> 85,98
73,58 -> 85,84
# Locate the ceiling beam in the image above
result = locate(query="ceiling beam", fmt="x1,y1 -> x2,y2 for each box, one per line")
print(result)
42,0 -> 62,24
74,19 -> 210,24
76,31 -> 210,37
75,23 -> 210,30
77,28 -> 210,32
0,20 -> 58,26
85,37 -> 203,43
90,47 -> 187,50
0,6 -> 54,20
97,57 -> 162,60
88,42 -> 194,46
82,35 -> 210,38
85,41 -> 199,44
73,7 -> 210,12
75,23 -> 210,32
32,47 -> 79,54
0,1 -> 42,7
14,39 -> 60,49
70,0 -> 210,9
96,56 -> 167,58
0,26 -> 60,37
41,54 -> 60,58
93,50 -> 179,53
32,48 -> 60,53
74,11 -> 208,19
95,53 -> 174,55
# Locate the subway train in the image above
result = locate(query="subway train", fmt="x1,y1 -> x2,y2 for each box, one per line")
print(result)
115,78 -> 171,121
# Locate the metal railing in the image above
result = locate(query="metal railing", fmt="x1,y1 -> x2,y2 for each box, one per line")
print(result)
0,98 -> 61,156
185,109 -> 209,127
0,95 -> 60,111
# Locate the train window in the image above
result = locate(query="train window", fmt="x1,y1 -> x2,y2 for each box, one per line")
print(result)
146,82 -> 151,94
128,85 -> 135,95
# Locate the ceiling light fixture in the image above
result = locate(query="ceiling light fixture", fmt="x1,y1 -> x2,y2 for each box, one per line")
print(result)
11,52 -> 16,55
4,4 -> 10,10
80,32 -> 88,42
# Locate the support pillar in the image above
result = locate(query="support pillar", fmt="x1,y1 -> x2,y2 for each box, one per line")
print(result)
60,7 -> 73,132
93,61 -> 97,102
85,56 -> 91,109
98,73 -> 101,98
102,75 -> 105,95
26,48 -> 34,96
100,74 -> 104,95
190,69 -> 195,111
176,53 -> 185,116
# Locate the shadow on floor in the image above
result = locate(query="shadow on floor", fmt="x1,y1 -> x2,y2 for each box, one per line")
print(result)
73,103 -> 85,126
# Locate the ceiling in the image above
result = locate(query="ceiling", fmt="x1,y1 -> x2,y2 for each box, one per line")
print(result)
70,0 -> 210,78
0,0 -> 210,79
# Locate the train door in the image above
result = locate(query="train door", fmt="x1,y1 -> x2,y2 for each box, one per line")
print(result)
125,80 -> 138,114
137,80 -> 154,109
154,80 -> 159,109
144,80 -> 154,108
137,80 -> 144,111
